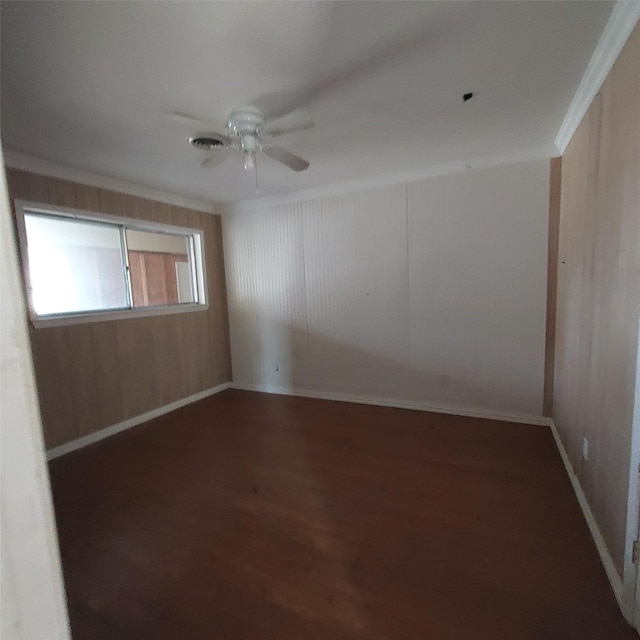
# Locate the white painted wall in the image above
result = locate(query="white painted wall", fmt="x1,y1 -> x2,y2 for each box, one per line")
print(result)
224,159 -> 550,422
0,147 -> 70,639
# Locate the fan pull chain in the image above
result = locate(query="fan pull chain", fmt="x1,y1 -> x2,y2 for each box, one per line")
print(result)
254,155 -> 259,194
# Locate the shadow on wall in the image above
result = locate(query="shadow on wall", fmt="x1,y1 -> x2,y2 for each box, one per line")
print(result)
231,309 -> 541,419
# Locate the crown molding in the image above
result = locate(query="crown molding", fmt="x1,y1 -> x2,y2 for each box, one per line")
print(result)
555,0 -> 640,154
2,149 -> 218,214
222,144 -> 556,214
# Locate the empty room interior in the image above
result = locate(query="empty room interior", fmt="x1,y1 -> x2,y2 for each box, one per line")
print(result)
1,1 -> 640,638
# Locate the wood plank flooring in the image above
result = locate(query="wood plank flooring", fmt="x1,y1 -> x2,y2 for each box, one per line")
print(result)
49,390 -> 636,639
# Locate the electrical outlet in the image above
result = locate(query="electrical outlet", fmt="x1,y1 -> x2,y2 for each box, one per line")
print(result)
582,437 -> 589,461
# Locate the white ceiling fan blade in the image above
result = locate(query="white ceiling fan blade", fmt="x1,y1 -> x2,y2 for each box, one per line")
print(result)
165,111 -> 228,132
200,151 -> 232,169
260,113 -> 314,138
262,146 -> 310,172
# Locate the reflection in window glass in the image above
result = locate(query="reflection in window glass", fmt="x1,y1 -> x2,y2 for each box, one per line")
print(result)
20,204 -> 205,322
24,213 -> 128,315
125,229 -> 195,307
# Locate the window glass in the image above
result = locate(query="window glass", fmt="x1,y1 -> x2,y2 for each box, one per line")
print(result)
19,204 -> 205,324
24,213 -> 128,315
125,229 -> 195,307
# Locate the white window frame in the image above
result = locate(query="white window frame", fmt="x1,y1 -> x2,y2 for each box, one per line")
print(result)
14,200 -> 208,328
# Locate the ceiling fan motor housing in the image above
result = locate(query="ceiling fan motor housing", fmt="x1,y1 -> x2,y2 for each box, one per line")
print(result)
179,105 -> 309,174
227,107 -> 265,136
227,108 -> 265,170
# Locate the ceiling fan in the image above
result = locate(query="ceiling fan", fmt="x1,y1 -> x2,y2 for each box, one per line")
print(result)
167,107 -> 311,192
167,20 -> 444,191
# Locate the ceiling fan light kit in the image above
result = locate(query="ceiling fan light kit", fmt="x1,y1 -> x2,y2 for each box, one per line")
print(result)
227,107 -> 260,171
227,108 -> 263,191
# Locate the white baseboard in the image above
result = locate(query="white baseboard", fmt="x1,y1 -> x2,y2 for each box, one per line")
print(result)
231,385 -> 627,612
548,419 -> 625,611
45,379 -> 629,618
46,382 -> 231,460
230,383 -> 551,427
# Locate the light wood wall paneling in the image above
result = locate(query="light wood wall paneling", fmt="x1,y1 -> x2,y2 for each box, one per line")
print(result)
48,179 -> 77,209
29,327 -> 76,448
553,24 -> 640,575
5,168 -> 231,449
183,311 -> 206,396
543,157 -> 562,417
169,205 -> 191,227
74,183 -> 101,212
156,201 -> 173,225
554,97 -> 603,470
97,188 -> 125,218
89,319 -> 122,430
113,317 -> 158,419
208,213 -> 233,383
153,314 -> 183,406
588,23 -> 640,570
64,323 -> 101,439
8,169 -> 49,202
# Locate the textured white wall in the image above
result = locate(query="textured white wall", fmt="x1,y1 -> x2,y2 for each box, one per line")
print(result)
223,159 -> 550,422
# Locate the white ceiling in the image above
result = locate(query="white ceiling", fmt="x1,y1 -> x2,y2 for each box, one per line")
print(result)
1,1 -> 614,204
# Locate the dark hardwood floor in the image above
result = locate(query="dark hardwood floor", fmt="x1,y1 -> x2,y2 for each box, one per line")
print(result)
49,390 -> 636,639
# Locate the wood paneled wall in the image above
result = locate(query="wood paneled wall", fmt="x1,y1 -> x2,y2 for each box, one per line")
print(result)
553,24 -> 640,575
543,157 -> 562,417
128,251 -> 188,307
6,169 -> 231,449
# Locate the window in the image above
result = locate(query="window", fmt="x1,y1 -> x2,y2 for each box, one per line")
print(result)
16,201 -> 207,326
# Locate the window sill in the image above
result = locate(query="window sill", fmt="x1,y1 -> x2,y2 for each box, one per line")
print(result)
30,303 -> 209,329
